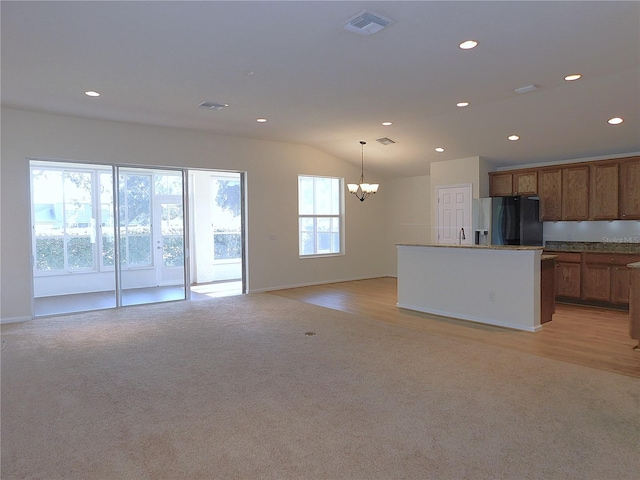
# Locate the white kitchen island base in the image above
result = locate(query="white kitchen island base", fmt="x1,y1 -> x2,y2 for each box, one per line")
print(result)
397,244 -> 545,332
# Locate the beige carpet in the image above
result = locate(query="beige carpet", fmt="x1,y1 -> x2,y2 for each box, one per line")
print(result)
2,294 -> 639,479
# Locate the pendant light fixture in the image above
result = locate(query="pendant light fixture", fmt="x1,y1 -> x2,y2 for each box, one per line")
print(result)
347,141 -> 379,201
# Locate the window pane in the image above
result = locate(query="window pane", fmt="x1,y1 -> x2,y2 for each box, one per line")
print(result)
119,173 -> 152,267
212,177 -> 242,261
299,177 -> 314,215
155,173 -> 183,195
128,235 -> 151,265
163,236 -> 184,267
162,203 -> 184,267
315,177 -> 340,215
102,234 -> 115,267
299,217 -> 314,255
99,172 -> 114,267
67,237 -> 94,268
35,237 -> 64,271
32,169 -> 64,236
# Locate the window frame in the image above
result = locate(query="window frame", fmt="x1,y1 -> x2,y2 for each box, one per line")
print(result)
298,174 -> 345,258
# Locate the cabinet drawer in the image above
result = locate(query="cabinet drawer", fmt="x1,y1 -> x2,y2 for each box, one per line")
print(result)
547,251 -> 581,263
584,253 -> 640,266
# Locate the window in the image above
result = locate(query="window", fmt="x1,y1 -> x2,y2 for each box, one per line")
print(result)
31,165 -> 111,273
211,175 -> 242,261
298,175 -> 343,256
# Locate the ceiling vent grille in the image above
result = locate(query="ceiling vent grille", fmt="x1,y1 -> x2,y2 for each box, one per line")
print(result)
343,10 -> 395,35
376,137 -> 397,145
198,101 -> 229,110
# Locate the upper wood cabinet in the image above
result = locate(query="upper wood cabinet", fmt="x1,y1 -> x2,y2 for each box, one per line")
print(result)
489,171 -> 537,196
538,168 -> 562,221
590,162 -> 619,220
489,155 -> 637,221
489,172 -> 513,196
513,171 -> 537,195
561,165 -> 589,221
619,156 -> 640,220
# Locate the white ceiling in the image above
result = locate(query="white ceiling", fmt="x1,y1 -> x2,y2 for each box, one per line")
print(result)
2,1 -> 639,177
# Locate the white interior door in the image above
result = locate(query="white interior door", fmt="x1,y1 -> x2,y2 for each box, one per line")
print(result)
437,184 -> 472,244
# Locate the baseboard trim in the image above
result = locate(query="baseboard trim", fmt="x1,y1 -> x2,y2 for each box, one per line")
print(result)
396,302 -> 541,333
249,275 -> 393,294
1,315 -> 33,325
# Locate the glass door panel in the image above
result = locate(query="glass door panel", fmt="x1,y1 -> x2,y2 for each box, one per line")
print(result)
30,161 -> 116,316
117,167 -> 186,306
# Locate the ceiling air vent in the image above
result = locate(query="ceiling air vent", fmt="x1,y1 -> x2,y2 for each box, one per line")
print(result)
198,101 -> 229,110
376,137 -> 397,145
343,10 -> 395,36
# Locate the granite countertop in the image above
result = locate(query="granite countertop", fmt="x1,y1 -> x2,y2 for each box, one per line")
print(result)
397,244 -> 543,251
545,241 -> 640,254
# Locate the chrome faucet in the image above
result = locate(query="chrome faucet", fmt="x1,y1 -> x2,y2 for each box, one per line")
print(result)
459,227 -> 466,244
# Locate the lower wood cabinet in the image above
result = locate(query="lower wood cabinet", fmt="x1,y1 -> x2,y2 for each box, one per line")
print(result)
611,266 -> 632,304
547,251 -> 640,307
552,252 -> 582,298
583,264 -> 611,301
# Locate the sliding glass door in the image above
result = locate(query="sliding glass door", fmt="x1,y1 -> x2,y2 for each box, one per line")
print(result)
30,161 -> 188,315
31,162 -> 117,315
118,167 -> 186,307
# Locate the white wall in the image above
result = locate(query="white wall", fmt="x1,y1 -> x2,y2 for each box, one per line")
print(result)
429,156 -> 484,243
384,175 -> 431,274
1,108 -> 387,321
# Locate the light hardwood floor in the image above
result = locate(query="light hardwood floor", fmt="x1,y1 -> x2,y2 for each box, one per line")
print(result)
268,277 -> 640,379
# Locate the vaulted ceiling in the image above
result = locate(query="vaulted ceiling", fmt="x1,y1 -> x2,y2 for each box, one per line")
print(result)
2,1 -> 638,177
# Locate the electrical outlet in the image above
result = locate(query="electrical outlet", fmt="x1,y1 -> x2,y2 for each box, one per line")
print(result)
489,292 -> 495,302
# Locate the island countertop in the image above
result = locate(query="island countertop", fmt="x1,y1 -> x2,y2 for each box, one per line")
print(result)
396,243 -> 544,251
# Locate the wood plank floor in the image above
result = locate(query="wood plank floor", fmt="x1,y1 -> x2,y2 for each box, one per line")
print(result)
268,277 -> 640,379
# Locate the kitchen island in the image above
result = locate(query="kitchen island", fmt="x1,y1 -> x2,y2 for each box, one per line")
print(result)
397,244 -> 552,332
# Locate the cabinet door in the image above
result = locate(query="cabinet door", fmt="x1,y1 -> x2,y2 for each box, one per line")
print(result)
490,173 -> 513,197
539,168 -> 562,221
611,266 -> 631,304
582,264 -> 611,302
562,165 -> 589,221
514,171 -> 537,195
590,162 -> 618,220
556,262 -> 581,298
619,157 -> 640,220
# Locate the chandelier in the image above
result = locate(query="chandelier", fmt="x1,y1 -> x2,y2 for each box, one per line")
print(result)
347,141 -> 379,201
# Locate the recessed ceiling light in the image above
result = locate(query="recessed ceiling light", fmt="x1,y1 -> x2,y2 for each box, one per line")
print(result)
564,74 -> 582,81
459,40 -> 478,50
607,117 -> 623,125
508,135 -> 520,141
435,147 -> 445,153
256,118 -> 267,123
85,91 -> 100,97
456,102 -> 470,107
382,121 -> 393,126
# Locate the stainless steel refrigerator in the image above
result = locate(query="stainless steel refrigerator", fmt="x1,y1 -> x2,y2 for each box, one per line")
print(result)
491,196 -> 543,246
